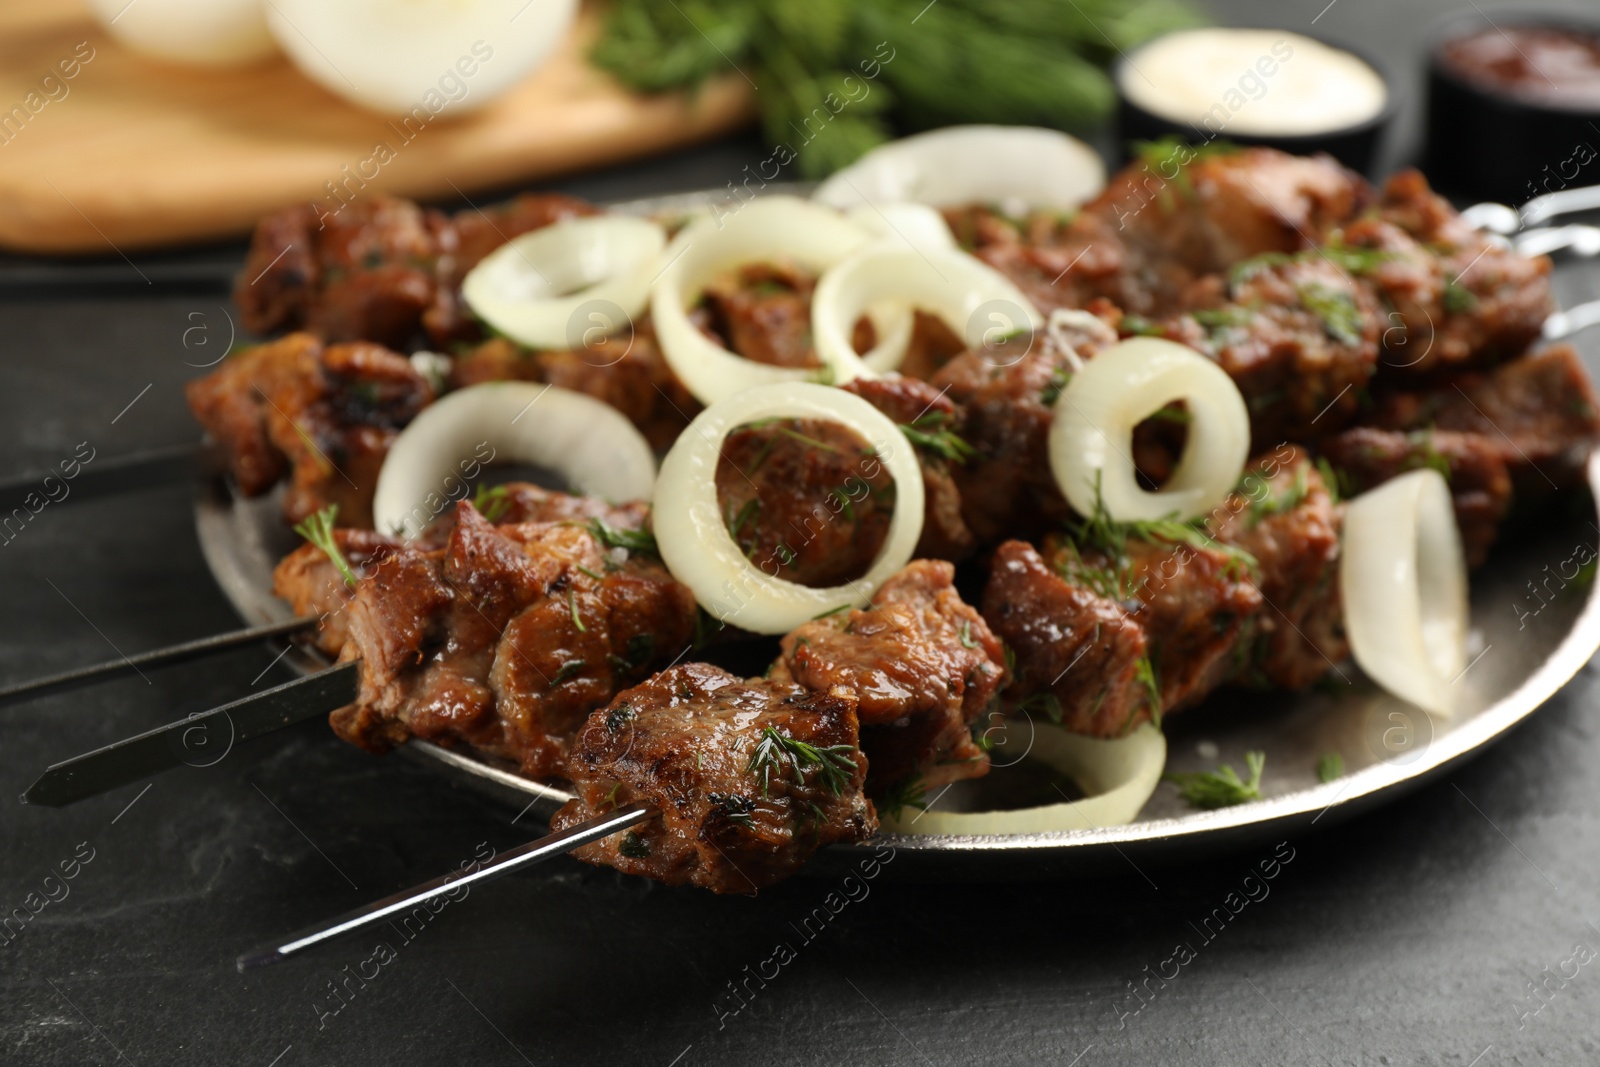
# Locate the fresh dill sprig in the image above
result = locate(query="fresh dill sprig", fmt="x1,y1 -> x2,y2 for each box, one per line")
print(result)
899,412 -> 976,464
1135,655 -> 1162,727
1317,752 -> 1344,783
1166,750 -> 1265,809
568,587 -> 587,632
585,517 -> 658,557
747,726 -> 858,799
292,505 -> 358,589
1442,278 -> 1478,314
1071,471 -> 1258,578
877,775 -> 927,821
1016,690 -> 1064,725
1297,283 -> 1364,347
472,483 -> 512,523
1247,462 -> 1309,527
549,659 -> 587,687
1039,366 -> 1074,407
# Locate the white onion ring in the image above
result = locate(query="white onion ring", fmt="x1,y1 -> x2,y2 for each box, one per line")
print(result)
883,724 -> 1165,834
651,197 -> 877,404
373,383 -> 655,540
1340,469 -> 1468,715
812,245 -> 1043,376
461,216 -> 666,350
652,382 -> 925,634
89,0 -> 277,66
1050,337 -> 1250,522
844,203 -> 957,254
814,125 -> 1106,214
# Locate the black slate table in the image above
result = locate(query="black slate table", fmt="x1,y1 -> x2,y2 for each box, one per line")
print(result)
5,1 -> 1600,1064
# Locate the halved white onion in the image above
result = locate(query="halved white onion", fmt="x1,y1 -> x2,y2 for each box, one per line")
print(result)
812,245 -> 1043,375
651,197 -> 877,404
373,382 -> 655,540
814,125 -> 1106,215
266,0 -> 576,115
883,723 -> 1165,834
1049,337 -> 1250,522
652,382 -> 924,634
1340,469 -> 1468,716
461,216 -> 666,350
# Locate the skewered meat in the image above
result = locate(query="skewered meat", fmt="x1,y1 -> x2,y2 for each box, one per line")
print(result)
330,501 -> 696,779
449,326 -> 697,451
1368,344 -> 1600,494
714,417 -> 895,588
184,332 -> 434,527
771,560 -> 1005,794
1164,253 -> 1381,444
1320,428 -> 1512,566
273,528 -> 404,657
695,259 -> 821,369
552,663 -> 874,893
981,540 -> 1151,736
1210,447 -> 1348,690
236,192 -> 597,350
841,375 -> 978,560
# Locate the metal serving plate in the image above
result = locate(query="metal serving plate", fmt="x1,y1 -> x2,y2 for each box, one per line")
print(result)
193,188 -> 1600,879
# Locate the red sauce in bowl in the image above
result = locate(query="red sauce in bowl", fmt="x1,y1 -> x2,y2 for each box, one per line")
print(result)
1440,25 -> 1600,110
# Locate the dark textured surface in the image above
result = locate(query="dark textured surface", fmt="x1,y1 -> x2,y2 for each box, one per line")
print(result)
6,1 -> 1600,1064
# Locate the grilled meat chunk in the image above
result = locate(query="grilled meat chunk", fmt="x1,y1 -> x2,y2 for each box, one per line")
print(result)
714,417 -> 895,588
772,560 -> 1005,794
331,502 -> 696,779
1320,428 -> 1512,567
1211,447 -> 1349,690
695,259 -> 820,369
449,325 -> 697,451
981,540 -> 1151,737
235,192 -> 597,349
1042,532 -> 1262,715
1167,254 -> 1381,444
272,529 -> 405,657
931,309 -> 1118,543
1369,345 -> 1600,493
842,376 -> 977,560
1352,170 -> 1552,374
552,663 -> 875,893
184,333 -> 434,526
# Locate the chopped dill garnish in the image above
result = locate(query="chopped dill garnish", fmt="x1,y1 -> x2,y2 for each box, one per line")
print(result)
829,486 -> 856,521
709,792 -> 757,829
1230,244 -> 1393,289
812,603 -> 852,621
1314,457 -> 1344,504
726,497 -> 761,545
585,517 -> 658,557
1166,750 -> 1266,809
576,564 -> 605,582
1247,463 -> 1309,527
1135,655 -> 1162,727
746,727 -> 858,799
1406,429 -> 1452,482
1017,690 -> 1064,724
959,618 -> 978,649
1297,283 -> 1364,346
1071,471 -> 1258,578
1317,752 -> 1344,783
292,505 -> 358,589
568,587 -> 586,632
618,832 -> 650,858
878,775 -> 927,821
549,659 -> 587,687
605,701 -> 635,733
1442,278 -> 1478,314
1039,366 -> 1073,407
472,483 -> 512,523
899,412 -> 976,464
1119,314 -> 1165,337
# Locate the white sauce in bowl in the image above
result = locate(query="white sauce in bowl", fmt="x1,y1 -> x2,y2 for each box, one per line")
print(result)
1119,29 -> 1388,136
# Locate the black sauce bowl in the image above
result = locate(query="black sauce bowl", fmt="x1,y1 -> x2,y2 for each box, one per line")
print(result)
1424,7 -> 1600,206
1113,30 -> 1398,176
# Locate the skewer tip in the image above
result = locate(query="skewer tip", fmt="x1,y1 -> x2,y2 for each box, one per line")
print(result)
236,946 -> 288,972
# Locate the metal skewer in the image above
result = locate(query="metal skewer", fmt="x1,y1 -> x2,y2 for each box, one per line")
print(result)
0,443 -> 208,516
0,615 -> 316,707
237,802 -> 655,970
21,661 -> 359,806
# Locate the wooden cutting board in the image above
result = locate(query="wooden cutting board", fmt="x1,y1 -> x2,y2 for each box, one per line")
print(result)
0,3 -> 755,254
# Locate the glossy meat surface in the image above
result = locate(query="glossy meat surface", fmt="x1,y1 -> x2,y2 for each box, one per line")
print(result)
553,663 -> 875,893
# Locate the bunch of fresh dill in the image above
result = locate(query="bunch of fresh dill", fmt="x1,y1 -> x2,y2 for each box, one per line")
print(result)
591,0 -> 1202,177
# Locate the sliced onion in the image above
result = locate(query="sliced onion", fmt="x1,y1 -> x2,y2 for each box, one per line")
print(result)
650,197 -> 876,404
883,724 -> 1165,835
461,216 -> 666,350
1050,337 -> 1250,522
812,245 -> 1043,376
1340,469 -> 1468,715
373,382 -> 655,540
266,0 -> 576,115
844,203 -> 957,254
652,382 -> 924,634
814,125 -> 1106,215
89,0 -> 277,66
